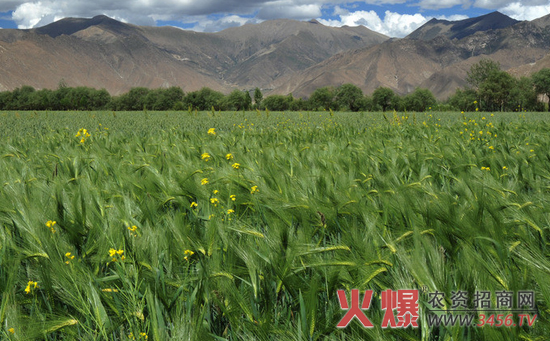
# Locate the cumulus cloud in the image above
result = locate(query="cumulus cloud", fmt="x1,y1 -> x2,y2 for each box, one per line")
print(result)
4,0 -> 550,33
417,0 -> 472,10
257,2 -> 322,20
500,2 -> 550,20
319,10 -> 429,37
186,15 -> 263,32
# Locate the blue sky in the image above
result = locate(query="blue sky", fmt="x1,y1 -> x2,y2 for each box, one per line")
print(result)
1,1 -> 549,37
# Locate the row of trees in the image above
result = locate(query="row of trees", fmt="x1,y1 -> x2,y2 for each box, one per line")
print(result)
448,59 -> 549,112
2,62 -> 550,112
0,83 -> 438,112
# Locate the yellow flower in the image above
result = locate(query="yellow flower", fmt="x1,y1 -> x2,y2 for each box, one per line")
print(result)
65,252 -> 75,264
474,100 -> 478,104
25,281 -> 38,294
140,332 -> 148,339
213,190 -> 219,194
226,153 -> 233,160
201,153 -> 211,161
184,249 -> 195,261
210,198 -> 219,206
230,195 -> 236,201
250,186 -> 259,194
8,328 -> 14,334
207,128 -> 216,135
489,146 -> 494,150
530,149 -> 534,153
46,220 -> 56,233
227,209 -> 235,214
502,166 -> 508,170
190,202 -> 198,208
128,225 -> 138,232
201,178 -> 208,185
109,248 -> 117,257
232,163 -> 240,169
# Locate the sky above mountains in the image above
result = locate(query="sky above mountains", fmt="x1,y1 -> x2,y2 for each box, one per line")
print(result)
0,1 -> 549,37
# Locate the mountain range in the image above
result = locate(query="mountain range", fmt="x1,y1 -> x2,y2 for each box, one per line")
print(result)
1,11 -> 549,100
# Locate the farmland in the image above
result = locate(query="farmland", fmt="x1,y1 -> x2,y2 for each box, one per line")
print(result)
1,110 -> 549,340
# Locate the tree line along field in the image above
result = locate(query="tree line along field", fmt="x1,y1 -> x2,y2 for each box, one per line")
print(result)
0,110 -> 549,340
3,60 -> 550,113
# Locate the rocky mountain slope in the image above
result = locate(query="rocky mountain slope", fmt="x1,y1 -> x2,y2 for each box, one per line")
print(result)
1,12 -> 550,100
0,15 -> 387,94
277,12 -> 550,99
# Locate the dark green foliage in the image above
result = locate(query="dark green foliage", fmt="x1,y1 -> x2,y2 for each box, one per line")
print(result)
532,68 -> 550,111
373,87 -> 398,112
334,83 -> 365,112
308,86 -> 336,111
254,87 -> 263,107
183,87 -> 225,111
402,88 -> 437,112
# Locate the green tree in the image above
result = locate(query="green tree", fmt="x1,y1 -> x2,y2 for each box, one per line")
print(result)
403,88 -> 437,112
184,87 -> 224,110
448,88 -> 477,112
334,84 -> 364,112
532,68 -> 550,111
223,89 -> 249,111
254,87 -> 263,107
308,87 -> 335,111
478,70 -> 515,112
262,94 -> 292,111
466,58 -> 501,91
372,87 -> 397,112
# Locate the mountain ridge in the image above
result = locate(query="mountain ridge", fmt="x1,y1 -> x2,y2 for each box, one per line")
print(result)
1,12 -> 550,100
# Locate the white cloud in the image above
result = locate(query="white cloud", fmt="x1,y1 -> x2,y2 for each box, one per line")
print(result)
437,14 -> 470,21
4,0 -> 550,33
318,10 -> 429,37
257,2 -> 322,20
187,15 -> 263,32
12,2 -> 54,28
418,0 -> 472,10
500,2 -> 550,20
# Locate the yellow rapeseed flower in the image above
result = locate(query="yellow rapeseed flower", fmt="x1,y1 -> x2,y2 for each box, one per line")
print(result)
8,328 -> 14,334
226,153 -> 233,160
208,128 -> 216,135
502,166 -> 508,170
128,225 -> 138,232
201,178 -> 208,185
250,186 -> 259,194
25,281 -> 38,294
213,190 -> 219,194
232,163 -> 240,169
46,220 -> 56,233
190,201 -> 198,208
65,252 -> 75,264
210,198 -> 219,206
201,153 -> 211,161
230,195 -> 236,201
227,209 -> 235,214
184,249 -> 194,261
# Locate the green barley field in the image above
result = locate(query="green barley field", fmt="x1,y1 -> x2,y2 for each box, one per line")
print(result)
1,110 -> 549,340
